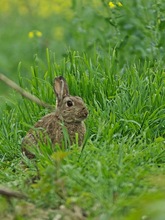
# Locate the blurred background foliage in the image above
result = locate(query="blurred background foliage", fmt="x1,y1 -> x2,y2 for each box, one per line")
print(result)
1,0 -> 165,78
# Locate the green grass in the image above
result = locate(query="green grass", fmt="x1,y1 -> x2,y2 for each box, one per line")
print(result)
0,0 -> 165,219
1,50 -> 165,219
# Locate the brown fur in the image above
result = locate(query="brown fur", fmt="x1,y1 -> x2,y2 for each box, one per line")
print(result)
22,76 -> 88,158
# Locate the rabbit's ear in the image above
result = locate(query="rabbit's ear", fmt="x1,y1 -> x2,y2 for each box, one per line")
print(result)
54,76 -> 69,105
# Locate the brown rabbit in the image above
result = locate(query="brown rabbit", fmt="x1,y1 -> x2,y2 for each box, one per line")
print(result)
22,76 -> 88,158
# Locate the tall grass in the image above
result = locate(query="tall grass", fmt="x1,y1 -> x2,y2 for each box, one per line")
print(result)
0,49 -> 165,219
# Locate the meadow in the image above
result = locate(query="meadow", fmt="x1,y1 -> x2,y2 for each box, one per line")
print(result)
0,0 -> 165,219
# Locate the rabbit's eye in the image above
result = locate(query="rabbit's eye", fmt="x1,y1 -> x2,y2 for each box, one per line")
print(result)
67,100 -> 73,107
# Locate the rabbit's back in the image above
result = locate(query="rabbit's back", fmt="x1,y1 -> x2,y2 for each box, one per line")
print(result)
22,112 -> 86,157
22,113 -> 61,157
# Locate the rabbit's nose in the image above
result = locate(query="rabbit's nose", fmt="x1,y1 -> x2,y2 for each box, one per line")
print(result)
82,108 -> 88,117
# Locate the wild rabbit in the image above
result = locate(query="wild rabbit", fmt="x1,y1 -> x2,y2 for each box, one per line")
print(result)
22,76 -> 88,158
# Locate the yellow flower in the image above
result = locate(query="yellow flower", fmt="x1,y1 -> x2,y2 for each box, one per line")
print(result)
28,30 -> 43,39
28,31 -> 34,38
109,1 -> 116,9
36,31 -> 42,37
117,2 -> 123,7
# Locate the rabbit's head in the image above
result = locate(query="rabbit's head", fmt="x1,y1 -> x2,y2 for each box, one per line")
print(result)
54,76 -> 88,123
